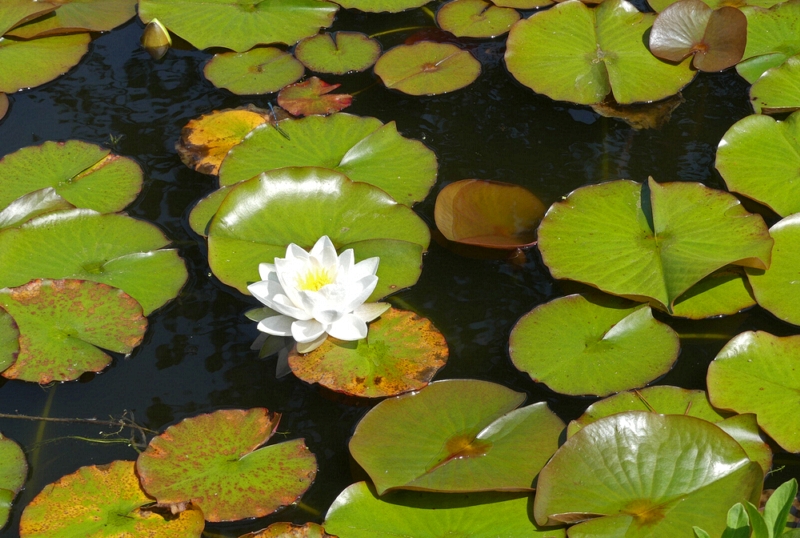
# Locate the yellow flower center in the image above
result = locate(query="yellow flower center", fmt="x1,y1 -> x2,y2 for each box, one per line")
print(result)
296,266 -> 335,292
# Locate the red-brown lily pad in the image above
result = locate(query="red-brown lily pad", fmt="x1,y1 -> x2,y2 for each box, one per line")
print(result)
241,522 -> 334,538
288,307 -> 448,398
374,42 -> 481,96
19,460 -> 204,537
0,279 -> 147,383
136,409 -> 317,522
277,77 -> 352,117
434,179 -> 545,249
0,432 -> 26,528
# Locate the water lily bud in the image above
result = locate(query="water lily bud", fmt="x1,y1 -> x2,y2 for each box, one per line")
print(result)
141,18 -> 171,60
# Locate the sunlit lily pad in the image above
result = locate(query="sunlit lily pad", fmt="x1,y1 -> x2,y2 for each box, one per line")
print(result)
534,412 -> 763,536
0,188 -> 75,231
277,77 -> 352,116
242,522 -> 333,538
207,167 -> 430,299
0,0 -> 57,36
324,482 -> 564,537
0,432 -> 26,528
374,42 -> 481,96
435,179 -> 545,249
138,0 -> 338,52
737,1 -> 800,83
19,460 -> 204,537
708,331 -> 800,453
294,32 -> 381,74
0,140 -> 142,214
505,0 -> 695,105
137,408 -> 317,522
331,0 -> 431,12
0,308 -> 19,374
188,184 -> 234,236
671,267 -> 756,319
203,48 -> 305,95
5,0 -> 137,39
0,209 -> 187,315
437,0 -> 520,38
219,113 -> 438,206
715,413 -> 773,475
349,379 -> 564,493
537,178 -> 773,313
288,307 -> 447,398
0,33 -> 90,94
0,279 -> 146,383
750,55 -> 800,114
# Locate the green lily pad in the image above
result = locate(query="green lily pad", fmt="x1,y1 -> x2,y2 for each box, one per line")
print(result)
294,32 -> 381,75
493,0 -> 552,7
0,308 -> 19,374
19,460 -> 205,537
5,0 -> 137,39
0,188 -> 75,231
647,0 -> 781,12
203,47 -> 305,95
0,33 -> 90,94
746,214 -> 800,326
0,140 -> 142,214
330,0 -> 431,12
136,408 -> 317,522
188,185 -> 234,236
0,279 -> 147,383
715,413 -> 773,475
510,294 -> 680,397
242,522 -> 334,538
436,0 -> 520,38
207,167 -> 430,299
716,112 -> 800,217
737,2 -> 800,84
750,54 -> 800,114
288,307 -> 447,398
534,412 -> 763,536
324,482 -> 564,537
0,0 -> 56,36
219,113 -> 438,206
277,77 -> 352,116
505,0 -> 696,105
708,331 -> 800,453
374,42 -> 481,96
671,267 -> 756,319
0,209 -> 188,315
537,178 -> 773,313
0,433 -> 26,529
349,379 -> 564,494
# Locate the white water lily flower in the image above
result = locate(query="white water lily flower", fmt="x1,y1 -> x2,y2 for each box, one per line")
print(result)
248,236 -> 390,353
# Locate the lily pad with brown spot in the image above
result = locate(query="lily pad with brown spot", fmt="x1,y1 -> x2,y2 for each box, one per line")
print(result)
5,0 -> 138,39
288,307 -> 448,398
241,522 -> 334,538
294,32 -> 381,75
0,432 -> 26,528
437,0 -> 520,39
203,48 -> 305,96
374,42 -> 481,96
19,460 -> 204,537
277,77 -> 352,116
0,33 -> 90,94
136,409 -> 317,522
0,279 -> 147,383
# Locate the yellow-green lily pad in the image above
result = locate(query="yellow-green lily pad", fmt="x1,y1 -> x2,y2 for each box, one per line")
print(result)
203,47 -> 305,95
0,308 -> 19,374
331,0 -> 431,12
0,0 -> 57,36
374,42 -> 481,96
294,32 -> 381,75
0,33 -> 90,94
750,54 -> 800,114
437,0 -> 520,38
6,0 -> 137,39
0,432 -> 26,529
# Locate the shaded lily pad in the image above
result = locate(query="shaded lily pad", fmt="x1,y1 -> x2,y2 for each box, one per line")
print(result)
434,179 -> 545,249
277,77 -> 352,116
203,48 -> 305,96
708,331 -> 800,453
288,307 -> 447,398
138,0 -> 338,52
374,42 -> 481,96
242,522 -> 333,538
19,460 -> 204,537
331,0 -> 431,12
493,0 -> 552,7
437,0 -> 520,38
136,408 -> 317,522
737,1 -> 800,83
0,432 -> 26,528
324,482 -> 564,537
0,0 -> 57,36
0,308 -> 19,374
0,188 -> 75,231
534,412 -> 763,536
294,32 -> 381,75
0,209 -> 188,315
505,0 -> 695,105
671,267 -> 756,319
537,178 -> 773,313
750,54 -> 800,114
6,0 -> 137,39
207,167 -> 430,299
188,184 -> 234,236
219,113 -> 438,206
591,93 -> 684,130
0,33 -> 91,94
349,379 -> 564,493
0,140 -> 142,214
0,94 -> 7,121
0,279 -> 147,383
510,294 -> 680,396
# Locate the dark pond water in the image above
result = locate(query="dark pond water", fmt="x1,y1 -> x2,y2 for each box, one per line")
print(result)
1,4 -> 798,536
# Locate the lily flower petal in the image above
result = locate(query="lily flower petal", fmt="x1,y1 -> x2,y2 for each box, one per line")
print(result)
310,235 -> 338,268
296,333 -> 328,354
353,302 -> 391,322
249,280 -> 311,320
257,315 -> 294,336
328,314 -> 368,341
258,262 -> 276,280
343,275 -> 379,313
291,319 -> 326,343
350,257 -> 379,280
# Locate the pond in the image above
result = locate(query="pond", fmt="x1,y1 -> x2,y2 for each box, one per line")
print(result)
1,1 -> 799,536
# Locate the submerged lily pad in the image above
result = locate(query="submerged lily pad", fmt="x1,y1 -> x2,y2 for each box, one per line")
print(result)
737,1 -> 800,83
19,460 -> 204,537
138,0 -> 338,52
331,0 -> 431,12
5,0 -> 137,39
0,279 -> 146,383
670,267 -> 756,319
203,48 -> 305,95
537,178 -> 773,312
137,409 -> 317,522
510,294 -> 680,396
0,433 -> 26,528
0,308 -> 19,373
349,379 -> 564,493
288,307 -> 447,398
0,140 -> 142,214
0,33 -> 91,94
505,0 -> 695,105
750,55 -> 800,114
0,188 -> 75,231
294,32 -> 381,75
219,113 -> 437,206
374,42 -> 481,96
437,0 -> 520,38
242,522 -> 333,538
592,93 -> 685,130
277,77 -> 352,116
534,412 -> 763,536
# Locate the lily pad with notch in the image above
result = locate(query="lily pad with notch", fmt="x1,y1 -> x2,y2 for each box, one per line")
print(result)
374,42 -> 481,96
0,432 -> 26,528
5,0 -> 137,39
277,77 -> 352,117
670,267 -> 757,319
750,54 -> 800,114
737,1 -> 800,83
437,0 -> 520,39
294,32 -> 381,75
136,408 -> 317,522
203,48 -> 305,96
0,33 -> 91,94
349,379 -> 564,494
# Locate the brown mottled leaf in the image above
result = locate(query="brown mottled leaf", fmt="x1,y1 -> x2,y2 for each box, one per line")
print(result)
241,522 -> 334,538
277,77 -> 353,117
